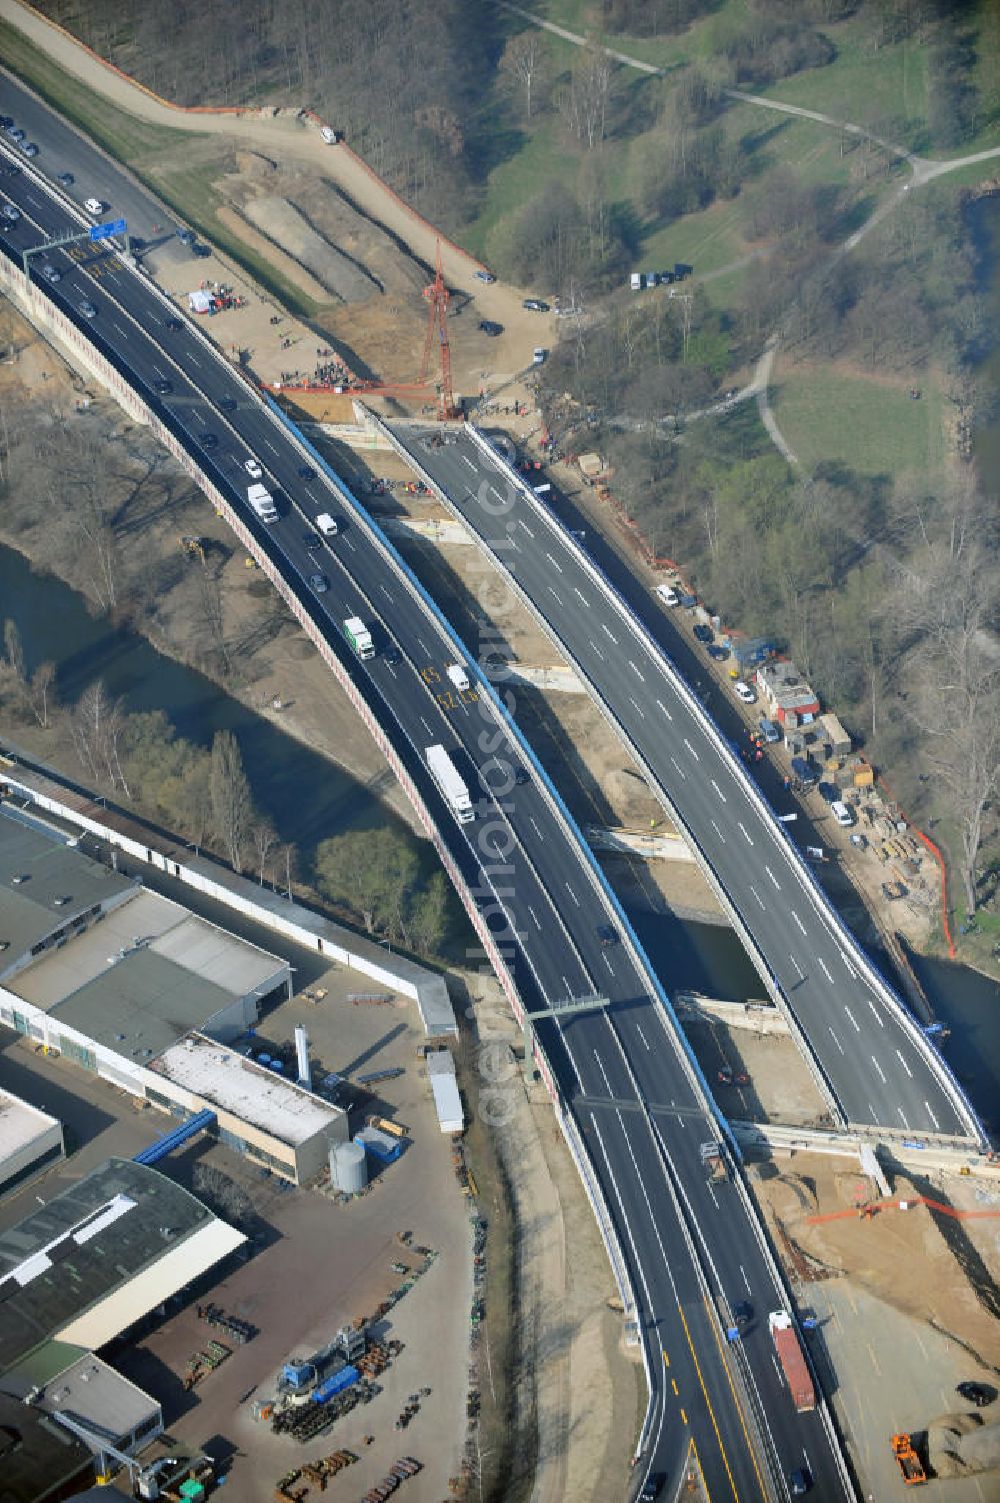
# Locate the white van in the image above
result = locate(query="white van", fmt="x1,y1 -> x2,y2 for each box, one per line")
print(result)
446,663 -> 470,692
831,800 -> 854,828
630,272 -> 642,291
655,584 -> 680,607
316,512 -> 339,536
84,197 -> 105,215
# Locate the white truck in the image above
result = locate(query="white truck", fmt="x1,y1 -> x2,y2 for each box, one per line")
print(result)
425,744 -> 475,824
343,617 -> 374,660
446,663 -> 470,692
247,483 -> 278,523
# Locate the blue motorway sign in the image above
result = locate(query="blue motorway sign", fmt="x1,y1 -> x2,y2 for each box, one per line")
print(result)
90,218 -> 126,241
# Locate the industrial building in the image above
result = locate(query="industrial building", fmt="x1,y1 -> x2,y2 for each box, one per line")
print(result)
0,1158 -> 246,1500
427,1048 -> 464,1134
0,1085 -> 64,1199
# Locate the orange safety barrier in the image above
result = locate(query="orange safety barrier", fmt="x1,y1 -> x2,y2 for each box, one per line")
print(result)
806,1195 -> 1000,1226
876,768 -> 955,959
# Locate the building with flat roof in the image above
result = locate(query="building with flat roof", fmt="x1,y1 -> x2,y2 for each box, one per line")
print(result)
426,1048 -> 464,1134
0,1389 -> 93,1503
0,1086 -> 64,1200
151,1035 -> 348,1183
0,1158 -> 246,1374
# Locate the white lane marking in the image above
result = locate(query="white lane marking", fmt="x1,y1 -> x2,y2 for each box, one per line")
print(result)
379,585 -> 394,602
565,882 -> 580,907
898,1106 -> 910,1129
419,715 -> 433,735
528,906 -> 541,930
636,1024 -> 650,1051
828,1027 -> 844,1054
871,1056 -> 887,1084
549,587 -> 563,605
710,819 -> 725,842
750,885 -> 764,909
112,320 -> 128,339
262,436 -> 280,455
738,822 -> 753,845
529,815 -> 543,840
508,535 -> 521,552
462,455 -> 477,471
839,948 -> 858,978
188,354 -> 201,368
844,1007 -> 860,1032
589,640 -> 606,661
628,696 -> 645,720
601,622 -> 618,643
866,998 -> 885,1028
629,661 -> 645,682
656,698 -> 673,721
490,486 -> 505,503
895,1049 -> 913,1079
670,756 -> 687,781
819,957 -> 834,983
562,975 -> 573,999
741,1265 -> 752,1295
574,587 -> 589,605
710,779 -> 727,802
416,636 -> 430,655
520,519 -> 535,538
603,951 -> 615,975
925,1100 -> 940,1131
545,552 -> 563,573
791,911 -> 806,935
683,738 -> 700,762
765,865 -> 780,890
341,535 -> 356,551
790,956 -> 804,979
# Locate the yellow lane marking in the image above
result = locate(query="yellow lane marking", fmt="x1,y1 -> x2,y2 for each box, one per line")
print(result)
678,1302 -> 740,1503
704,1295 -> 768,1503
690,1436 -> 712,1503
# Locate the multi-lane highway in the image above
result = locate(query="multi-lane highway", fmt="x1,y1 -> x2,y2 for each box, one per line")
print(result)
0,88 -> 858,1499
389,424 -> 983,1148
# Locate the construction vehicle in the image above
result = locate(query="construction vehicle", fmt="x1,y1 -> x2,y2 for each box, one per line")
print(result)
768,1311 -> 816,1413
700,1141 -> 728,1183
891,1434 -> 926,1485
179,535 -> 207,564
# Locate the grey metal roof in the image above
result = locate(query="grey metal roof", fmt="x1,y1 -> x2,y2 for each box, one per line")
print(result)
0,812 -> 132,973
0,1159 -> 213,1376
49,949 -> 237,1061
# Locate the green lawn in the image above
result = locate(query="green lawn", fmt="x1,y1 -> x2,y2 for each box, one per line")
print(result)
771,364 -> 946,479
465,115 -> 580,259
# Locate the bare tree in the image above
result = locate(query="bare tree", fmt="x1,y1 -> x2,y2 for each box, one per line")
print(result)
558,42 -> 613,149
28,662 -> 57,728
251,818 -> 278,886
69,680 -> 132,797
499,32 -> 546,120
279,842 -> 298,901
210,730 -> 253,874
3,619 -> 26,686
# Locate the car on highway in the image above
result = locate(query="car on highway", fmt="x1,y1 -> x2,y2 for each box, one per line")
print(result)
199,432 -> 218,450
479,319 -> 503,337
957,1381 -> 996,1407
383,646 -> 402,665
316,512 -> 339,537
20,142 -> 38,158
692,623 -> 713,644
217,393 -> 236,410
298,464 -> 317,480
39,263 -> 61,283
0,116 -> 12,130
789,1468 -> 810,1496
84,196 -> 105,215
1,202 -> 21,222
733,680 -> 756,704
732,1300 -> 753,1328
717,1067 -> 750,1086
7,126 -> 25,142
308,573 -> 329,594
513,765 -> 529,785
153,378 -> 172,394
639,1474 -> 664,1502
597,924 -> 618,948
4,162 -> 21,177
244,457 -> 264,479
78,299 -> 97,319
303,528 -> 321,549
523,298 -> 549,312
57,171 -> 74,186
164,316 -> 183,331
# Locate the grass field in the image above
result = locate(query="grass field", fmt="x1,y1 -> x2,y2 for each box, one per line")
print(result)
771,361 -> 946,479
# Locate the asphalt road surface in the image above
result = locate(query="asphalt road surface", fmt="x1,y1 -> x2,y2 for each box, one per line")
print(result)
0,113 -> 855,1500
395,424 -> 982,1150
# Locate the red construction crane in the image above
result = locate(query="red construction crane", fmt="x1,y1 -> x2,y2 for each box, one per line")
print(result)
421,240 -> 458,421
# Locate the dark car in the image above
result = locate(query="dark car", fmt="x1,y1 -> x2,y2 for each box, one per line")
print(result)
217,394 -> 236,411
817,781 -> 839,804
692,623 -> 713,644
707,643 -> 729,661
154,378 -> 172,395
303,529 -> 321,549
597,924 -> 618,948
473,268 -> 496,283
479,319 -> 503,337
78,299 -> 97,319
21,142 -> 38,158
57,170 -> 74,186
789,1469 -> 810,1496
39,263 -> 61,283
733,1300 -> 753,1328
298,464 -> 317,480
639,1474 -> 664,1502
514,766 -> 529,786
7,126 -> 25,142
384,647 -> 402,666
957,1381 -> 996,1407
199,432 -> 218,450
523,298 -> 549,312
164,316 -> 183,331
0,116 -> 12,130
308,573 -> 329,594
1,203 -> 21,223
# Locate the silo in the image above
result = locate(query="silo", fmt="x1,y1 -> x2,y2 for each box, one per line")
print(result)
330,1140 -> 367,1194
294,1025 -> 311,1090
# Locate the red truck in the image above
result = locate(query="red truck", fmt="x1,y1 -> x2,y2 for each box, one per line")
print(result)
768,1310 -> 815,1412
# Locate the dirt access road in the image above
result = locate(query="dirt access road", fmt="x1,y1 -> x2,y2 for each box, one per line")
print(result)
0,0 -> 552,381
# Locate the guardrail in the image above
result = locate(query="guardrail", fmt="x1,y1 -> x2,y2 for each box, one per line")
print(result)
454,421 -> 983,1149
